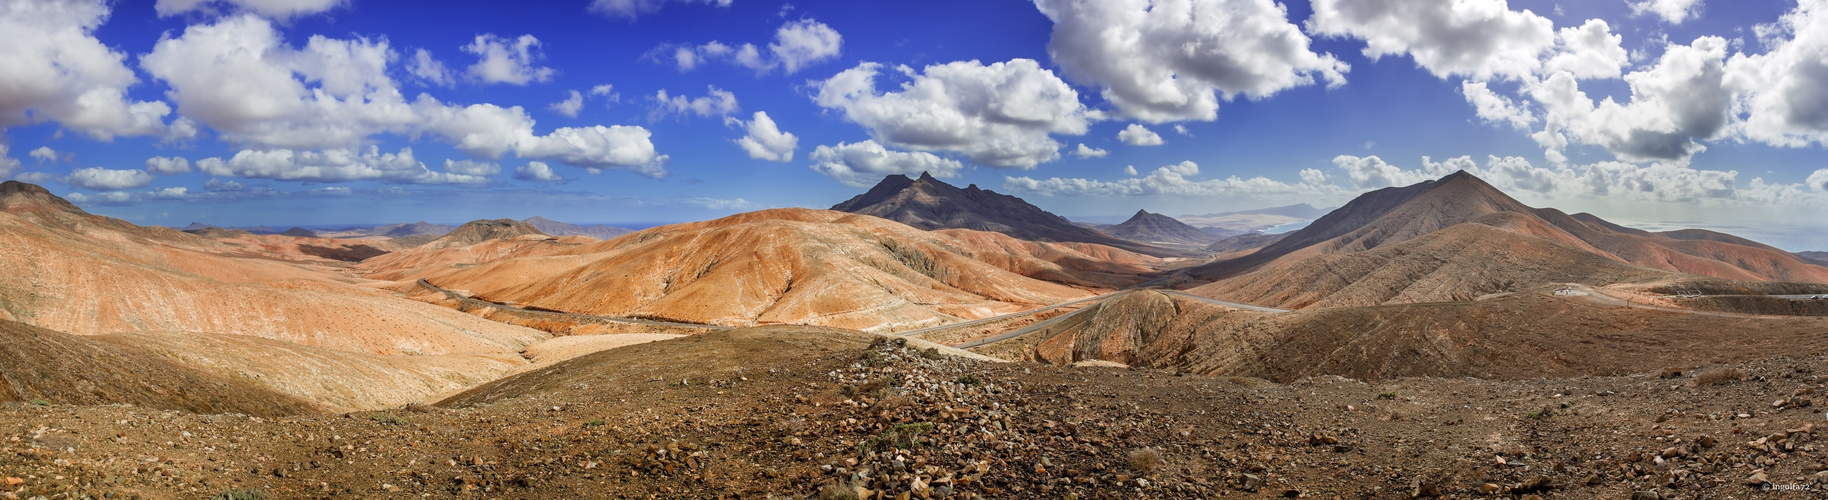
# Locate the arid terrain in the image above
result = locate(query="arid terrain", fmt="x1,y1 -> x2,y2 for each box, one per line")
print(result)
3,171 -> 1828,499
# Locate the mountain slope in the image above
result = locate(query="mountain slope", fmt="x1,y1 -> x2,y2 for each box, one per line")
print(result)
410,209 -> 1093,332
1180,172 -> 1828,307
831,172 -> 1183,256
523,216 -> 634,239
0,319 -> 320,416
1102,210 -> 1220,246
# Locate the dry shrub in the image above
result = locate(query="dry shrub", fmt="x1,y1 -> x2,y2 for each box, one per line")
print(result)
1692,368 -> 1745,386
1127,447 -> 1165,473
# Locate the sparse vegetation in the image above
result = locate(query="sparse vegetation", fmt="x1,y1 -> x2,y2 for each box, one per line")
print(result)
1692,367 -> 1745,386
858,422 -> 934,453
210,489 -> 267,500
29,399 -> 48,406
583,419 -> 606,427
1127,447 -> 1165,473
1377,391 -> 1397,400
918,347 -> 944,360
1526,407 -> 1552,420
370,413 -> 409,426
817,479 -> 864,500
956,374 -> 984,387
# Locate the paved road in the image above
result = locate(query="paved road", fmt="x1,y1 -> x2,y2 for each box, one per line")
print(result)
416,279 -> 730,331
894,292 -> 1115,338
950,291 -> 1130,349
1155,290 -> 1291,313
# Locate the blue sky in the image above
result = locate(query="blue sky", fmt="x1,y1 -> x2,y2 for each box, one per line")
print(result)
2,0 -> 1826,248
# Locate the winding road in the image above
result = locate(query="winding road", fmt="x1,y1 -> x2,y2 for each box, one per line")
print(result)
415,279 -> 731,331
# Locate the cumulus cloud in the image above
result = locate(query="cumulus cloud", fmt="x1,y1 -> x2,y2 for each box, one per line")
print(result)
0,0 -> 177,141
652,87 -> 740,118
1729,0 -> 1828,148
1327,154 -> 1761,204
1308,0 -> 1555,81
660,19 -> 842,75
29,147 -> 58,163
0,142 -> 21,179
146,156 -> 192,175
1810,169 -> 1828,192
808,140 -> 964,187
1461,81 -> 1535,129
1004,160 -> 1347,198
1117,124 -> 1164,146
443,159 -> 500,177
1629,0 -> 1703,25
589,0 -> 731,19
550,90 -> 585,118
1331,154 -> 1460,189
1530,37 -> 1731,163
1034,0 -> 1347,123
463,34 -> 556,85
1123,165 -> 1138,176
139,15 -> 665,176
406,49 -> 454,87
812,59 -> 1092,168
1070,143 -> 1108,158
65,167 -> 155,191
728,111 -> 797,162
514,161 -> 565,182
195,146 -> 490,184
1543,19 -> 1630,80
155,0 -> 346,19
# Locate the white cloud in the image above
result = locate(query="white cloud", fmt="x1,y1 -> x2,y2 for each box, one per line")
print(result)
139,15 -> 665,176
1461,81 -> 1535,129
808,140 -> 964,187
1328,154 -> 1758,204
195,146 -> 490,184
0,0 -> 176,141
443,159 -> 500,177
406,49 -> 454,87
146,156 -> 192,175
1300,168 -> 1329,185
589,84 -> 621,106
1331,154 -> 1460,189
812,59 -> 1092,168
550,90 -> 585,118
728,111 -> 797,162
65,167 -> 155,191
1034,0 -> 1347,123
155,0 -> 345,19
514,161 -> 564,182
653,86 -> 740,118
462,34 -> 556,86
1543,19 -> 1630,80
1308,0 -> 1555,81
1004,160 -> 1346,198
1123,165 -> 1138,176
1173,125 -> 1191,136
1530,37 -> 1731,163
14,172 -> 56,184
204,178 -> 244,191
1729,0 -> 1828,148
1070,143 -> 1108,158
0,142 -> 21,179
770,18 -> 843,74
1809,169 -> 1828,192
660,19 -> 841,75
589,0 -> 732,19
1118,123 -> 1164,146
1629,0 -> 1703,25
28,147 -> 57,162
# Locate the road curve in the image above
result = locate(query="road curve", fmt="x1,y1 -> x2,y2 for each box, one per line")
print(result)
1155,290 -> 1291,313
895,292 -> 1116,338
951,291 -> 1130,349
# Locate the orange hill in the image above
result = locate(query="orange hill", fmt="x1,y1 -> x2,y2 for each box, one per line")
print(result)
1182,172 -> 1828,309
372,209 -> 1095,332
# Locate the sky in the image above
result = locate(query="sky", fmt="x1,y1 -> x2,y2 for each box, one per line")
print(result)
2,0 -> 1826,248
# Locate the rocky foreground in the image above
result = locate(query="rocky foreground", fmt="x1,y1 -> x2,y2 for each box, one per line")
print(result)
2,328 -> 1826,499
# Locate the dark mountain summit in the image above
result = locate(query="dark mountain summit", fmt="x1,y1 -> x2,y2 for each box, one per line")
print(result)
1103,209 -> 1220,246
832,172 -> 1183,256
425,219 -> 548,249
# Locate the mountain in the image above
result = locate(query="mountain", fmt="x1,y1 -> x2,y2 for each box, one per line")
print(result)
933,228 -> 1169,288
426,218 -> 548,249
371,221 -> 457,238
1206,232 -> 1286,254
380,209 -> 1094,332
1181,171 -> 1828,309
831,172 -> 1183,257
1176,203 -> 1326,233
523,216 -> 634,239
1801,251 -> 1828,265
279,227 -> 318,238
1103,209 -> 1221,246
